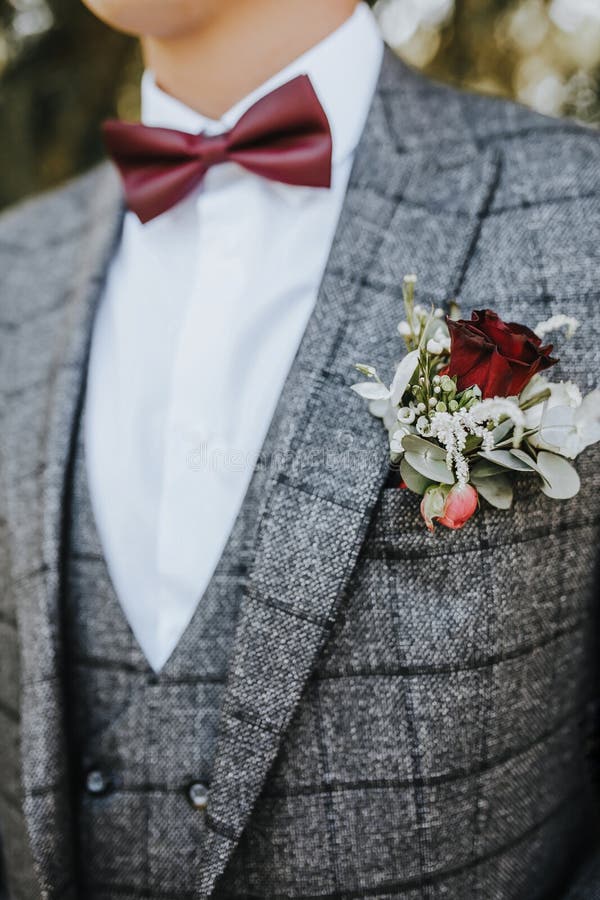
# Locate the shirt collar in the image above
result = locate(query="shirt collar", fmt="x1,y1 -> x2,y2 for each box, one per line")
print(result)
141,2 -> 383,167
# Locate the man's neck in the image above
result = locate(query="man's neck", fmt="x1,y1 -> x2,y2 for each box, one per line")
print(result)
141,0 -> 360,119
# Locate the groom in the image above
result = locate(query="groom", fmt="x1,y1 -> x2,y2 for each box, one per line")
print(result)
0,0 -> 599,897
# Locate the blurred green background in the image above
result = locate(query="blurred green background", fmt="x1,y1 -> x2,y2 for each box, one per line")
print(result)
1,0 -> 599,211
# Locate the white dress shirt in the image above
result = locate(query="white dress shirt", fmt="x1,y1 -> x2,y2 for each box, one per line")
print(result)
85,2 -> 383,672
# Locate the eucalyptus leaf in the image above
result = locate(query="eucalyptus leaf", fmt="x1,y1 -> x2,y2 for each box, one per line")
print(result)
508,448 -> 551,487
402,435 -> 455,483
472,473 -> 514,509
402,434 -> 447,459
405,451 -> 455,485
537,451 -> 581,500
470,459 -> 506,479
491,418 -> 515,446
478,449 -> 537,473
509,448 -> 540,471
400,458 -> 433,495
464,434 -> 483,454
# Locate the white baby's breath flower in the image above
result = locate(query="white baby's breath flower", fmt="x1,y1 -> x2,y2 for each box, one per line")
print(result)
397,407 -> 416,425
534,314 -> 580,340
424,397 -> 527,485
426,339 -> 443,354
390,426 -> 412,454
397,321 -> 412,337
469,397 -> 525,429
469,397 -> 526,447
416,416 -> 432,436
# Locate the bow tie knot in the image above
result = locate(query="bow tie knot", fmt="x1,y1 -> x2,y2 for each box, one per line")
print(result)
195,132 -> 229,167
103,75 -> 333,224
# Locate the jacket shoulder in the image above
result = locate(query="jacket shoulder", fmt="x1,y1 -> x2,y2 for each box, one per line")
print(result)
381,54 -> 600,308
0,162 -> 112,252
382,52 -> 600,207
0,163 -> 120,335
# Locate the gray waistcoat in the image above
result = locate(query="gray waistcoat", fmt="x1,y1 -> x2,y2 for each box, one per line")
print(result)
64,415 -> 265,898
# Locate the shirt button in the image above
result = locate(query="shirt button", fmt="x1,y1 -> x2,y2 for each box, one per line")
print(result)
187,782 -> 209,811
85,769 -> 110,796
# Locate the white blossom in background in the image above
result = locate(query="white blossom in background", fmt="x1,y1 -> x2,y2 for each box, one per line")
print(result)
550,0 -> 600,32
374,0 -> 454,46
8,0 -> 53,39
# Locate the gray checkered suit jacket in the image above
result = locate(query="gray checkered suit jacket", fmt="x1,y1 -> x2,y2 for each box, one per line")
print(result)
1,47 -> 600,899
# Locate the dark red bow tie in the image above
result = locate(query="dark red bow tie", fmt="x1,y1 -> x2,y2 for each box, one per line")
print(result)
103,75 -> 333,224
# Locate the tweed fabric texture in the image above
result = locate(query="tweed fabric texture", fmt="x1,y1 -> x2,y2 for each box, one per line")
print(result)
0,47 -> 599,899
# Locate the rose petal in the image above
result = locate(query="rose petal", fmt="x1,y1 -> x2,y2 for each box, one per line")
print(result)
447,309 -> 558,399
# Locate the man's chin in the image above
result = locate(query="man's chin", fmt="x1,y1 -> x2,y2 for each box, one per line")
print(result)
80,0 -> 217,39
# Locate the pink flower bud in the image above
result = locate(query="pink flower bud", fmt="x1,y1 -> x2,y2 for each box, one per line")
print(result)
437,483 -> 479,530
420,484 -> 450,533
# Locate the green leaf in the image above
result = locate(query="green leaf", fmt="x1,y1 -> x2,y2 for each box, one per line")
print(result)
402,434 -> 446,458
519,387 -> 552,412
472,473 -> 514,509
403,434 -> 455,484
469,458 -> 506,479
400,458 -> 433,495
537,451 -> 581,500
491,418 -> 514,446
508,448 -> 553,486
478,449 -> 537,473
509,448 -> 540,470
405,452 -> 455,485
464,434 -> 483,453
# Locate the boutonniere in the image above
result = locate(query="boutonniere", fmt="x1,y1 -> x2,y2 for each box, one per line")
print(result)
352,275 -> 600,532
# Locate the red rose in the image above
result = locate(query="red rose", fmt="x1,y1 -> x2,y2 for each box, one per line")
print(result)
446,309 -> 557,399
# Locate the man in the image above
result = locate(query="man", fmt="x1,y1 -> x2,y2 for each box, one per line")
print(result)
0,0 -> 599,897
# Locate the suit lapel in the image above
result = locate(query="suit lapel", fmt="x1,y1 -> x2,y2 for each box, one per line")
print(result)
201,49 -> 501,895
6,164 -> 124,897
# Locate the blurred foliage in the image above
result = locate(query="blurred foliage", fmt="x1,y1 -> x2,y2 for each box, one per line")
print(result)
0,0 -> 139,210
0,0 -> 599,211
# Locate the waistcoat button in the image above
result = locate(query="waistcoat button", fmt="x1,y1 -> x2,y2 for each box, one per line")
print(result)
85,769 -> 110,795
187,782 -> 209,810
